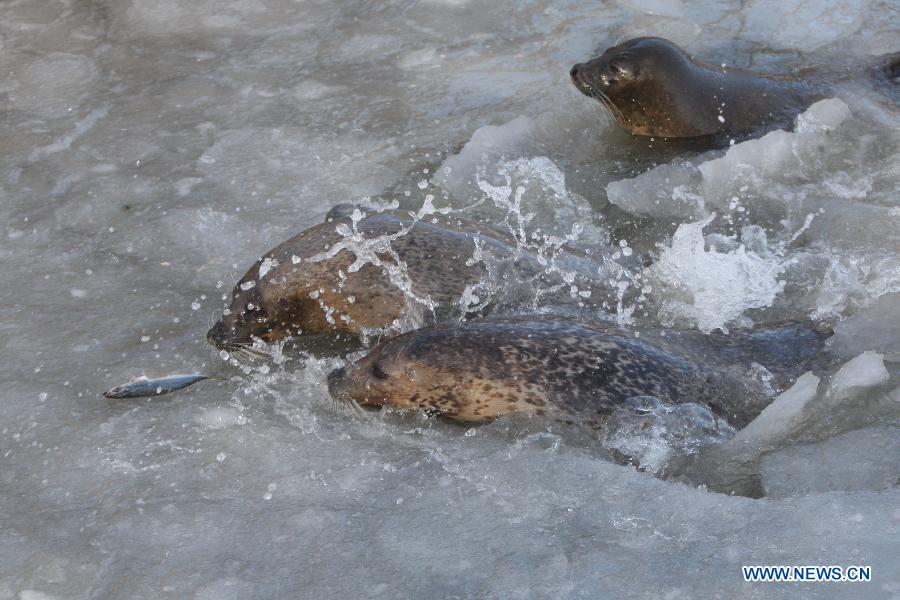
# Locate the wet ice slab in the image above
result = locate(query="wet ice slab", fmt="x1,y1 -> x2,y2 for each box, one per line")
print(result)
1,0 -> 898,597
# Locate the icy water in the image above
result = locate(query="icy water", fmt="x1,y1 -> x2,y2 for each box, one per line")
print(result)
1,0 -> 899,598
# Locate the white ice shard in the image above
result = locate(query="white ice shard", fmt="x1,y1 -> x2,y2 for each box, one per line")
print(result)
827,351 -> 889,398
732,372 -> 821,446
699,99 -> 851,199
433,116 -> 536,201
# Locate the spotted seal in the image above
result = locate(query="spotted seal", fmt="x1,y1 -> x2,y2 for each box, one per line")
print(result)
570,37 -> 823,139
327,316 -> 828,429
207,206 -> 619,352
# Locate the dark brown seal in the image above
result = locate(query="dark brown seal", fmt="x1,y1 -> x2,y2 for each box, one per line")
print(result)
570,37 -> 821,139
327,316 -> 828,429
207,206 -> 618,352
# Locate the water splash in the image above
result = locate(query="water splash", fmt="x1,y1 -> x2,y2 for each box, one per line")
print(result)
306,206 -> 440,334
600,396 -> 736,474
472,157 -> 632,316
648,214 -> 789,332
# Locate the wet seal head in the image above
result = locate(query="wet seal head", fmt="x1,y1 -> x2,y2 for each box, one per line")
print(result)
208,206 -> 626,355
327,322 -> 557,422
206,208 -> 515,354
207,211 -> 410,353
570,37 -> 817,139
207,271 -> 292,352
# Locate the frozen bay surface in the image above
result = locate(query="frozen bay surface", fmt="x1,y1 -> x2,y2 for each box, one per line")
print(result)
1,0 -> 899,598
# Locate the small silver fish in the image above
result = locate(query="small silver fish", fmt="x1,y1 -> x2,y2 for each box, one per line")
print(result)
103,373 -> 209,399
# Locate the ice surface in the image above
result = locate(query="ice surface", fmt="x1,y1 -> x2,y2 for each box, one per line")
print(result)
742,0 -> 866,50
113,1 -> 315,37
829,292 -> 900,361
616,0 -> 688,18
7,53 -> 100,118
761,426 -> 900,497
669,354 -> 897,501
2,0 -> 899,598
197,128 -> 405,214
606,160 -> 706,220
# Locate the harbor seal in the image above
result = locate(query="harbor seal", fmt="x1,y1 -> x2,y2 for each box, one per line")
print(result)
207,207 -> 618,352
570,37 -> 822,139
327,316 -> 828,429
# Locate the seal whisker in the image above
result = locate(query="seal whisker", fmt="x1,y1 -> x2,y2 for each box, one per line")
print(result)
236,344 -> 273,357
208,309 -> 223,330
227,341 -> 274,361
575,74 -> 619,127
595,89 -> 626,126
232,349 -> 252,366
348,398 -> 366,418
330,391 -> 366,419
235,347 -> 266,367
588,94 -> 613,128
227,352 -> 247,368
240,347 -> 273,364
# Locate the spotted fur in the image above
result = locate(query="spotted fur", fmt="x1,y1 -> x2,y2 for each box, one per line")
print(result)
327,316 -> 827,429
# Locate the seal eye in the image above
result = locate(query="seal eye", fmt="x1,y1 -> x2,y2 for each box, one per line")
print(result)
371,363 -> 390,380
609,63 -> 622,74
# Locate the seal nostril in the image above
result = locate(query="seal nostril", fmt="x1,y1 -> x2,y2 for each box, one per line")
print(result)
207,321 -> 227,348
570,64 -> 579,78
327,367 -> 347,393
